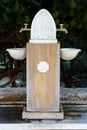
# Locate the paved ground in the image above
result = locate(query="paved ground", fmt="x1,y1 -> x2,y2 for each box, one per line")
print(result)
0,105 -> 87,129
0,106 -> 24,123
0,87 -> 87,129
0,105 -> 87,124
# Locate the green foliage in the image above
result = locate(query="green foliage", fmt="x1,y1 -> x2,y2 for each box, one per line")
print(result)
69,0 -> 77,9
0,0 -> 87,76
51,0 -> 87,49
0,0 -> 87,50
0,0 -> 31,29
62,61 -> 71,72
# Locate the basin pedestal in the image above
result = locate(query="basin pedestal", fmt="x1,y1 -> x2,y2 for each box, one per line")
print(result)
22,9 -> 64,120
22,43 -> 64,119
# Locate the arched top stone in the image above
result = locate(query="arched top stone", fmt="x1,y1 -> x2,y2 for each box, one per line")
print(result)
29,9 -> 57,43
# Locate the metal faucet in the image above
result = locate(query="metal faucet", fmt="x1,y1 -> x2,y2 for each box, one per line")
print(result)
19,23 -> 31,33
57,24 -> 68,34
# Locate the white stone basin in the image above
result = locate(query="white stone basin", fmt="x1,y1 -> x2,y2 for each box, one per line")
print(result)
6,48 -> 26,60
60,48 -> 81,60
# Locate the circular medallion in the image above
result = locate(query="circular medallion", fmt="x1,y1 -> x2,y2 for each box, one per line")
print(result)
37,61 -> 49,73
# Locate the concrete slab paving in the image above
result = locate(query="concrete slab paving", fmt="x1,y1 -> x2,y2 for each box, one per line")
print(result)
0,105 -> 86,129
0,87 -> 87,129
0,105 -> 86,123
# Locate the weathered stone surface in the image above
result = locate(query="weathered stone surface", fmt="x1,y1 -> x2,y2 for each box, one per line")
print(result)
0,87 -> 26,102
0,87 -> 87,104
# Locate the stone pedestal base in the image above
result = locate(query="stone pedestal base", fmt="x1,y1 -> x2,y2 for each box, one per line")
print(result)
22,105 -> 64,120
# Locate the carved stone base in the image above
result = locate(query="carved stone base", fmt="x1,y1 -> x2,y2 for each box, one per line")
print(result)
22,105 -> 64,120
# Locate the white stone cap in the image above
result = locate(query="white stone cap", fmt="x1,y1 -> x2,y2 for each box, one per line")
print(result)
29,39 -> 57,44
29,9 -> 57,44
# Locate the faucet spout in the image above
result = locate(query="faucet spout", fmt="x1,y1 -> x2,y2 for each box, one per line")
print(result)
19,23 -> 31,33
57,24 -> 68,34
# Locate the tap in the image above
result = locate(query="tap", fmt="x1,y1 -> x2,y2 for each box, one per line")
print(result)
19,23 -> 31,33
57,24 -> 68,34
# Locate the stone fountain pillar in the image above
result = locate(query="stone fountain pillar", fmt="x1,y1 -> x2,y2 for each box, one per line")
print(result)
22,9 -> 64,119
